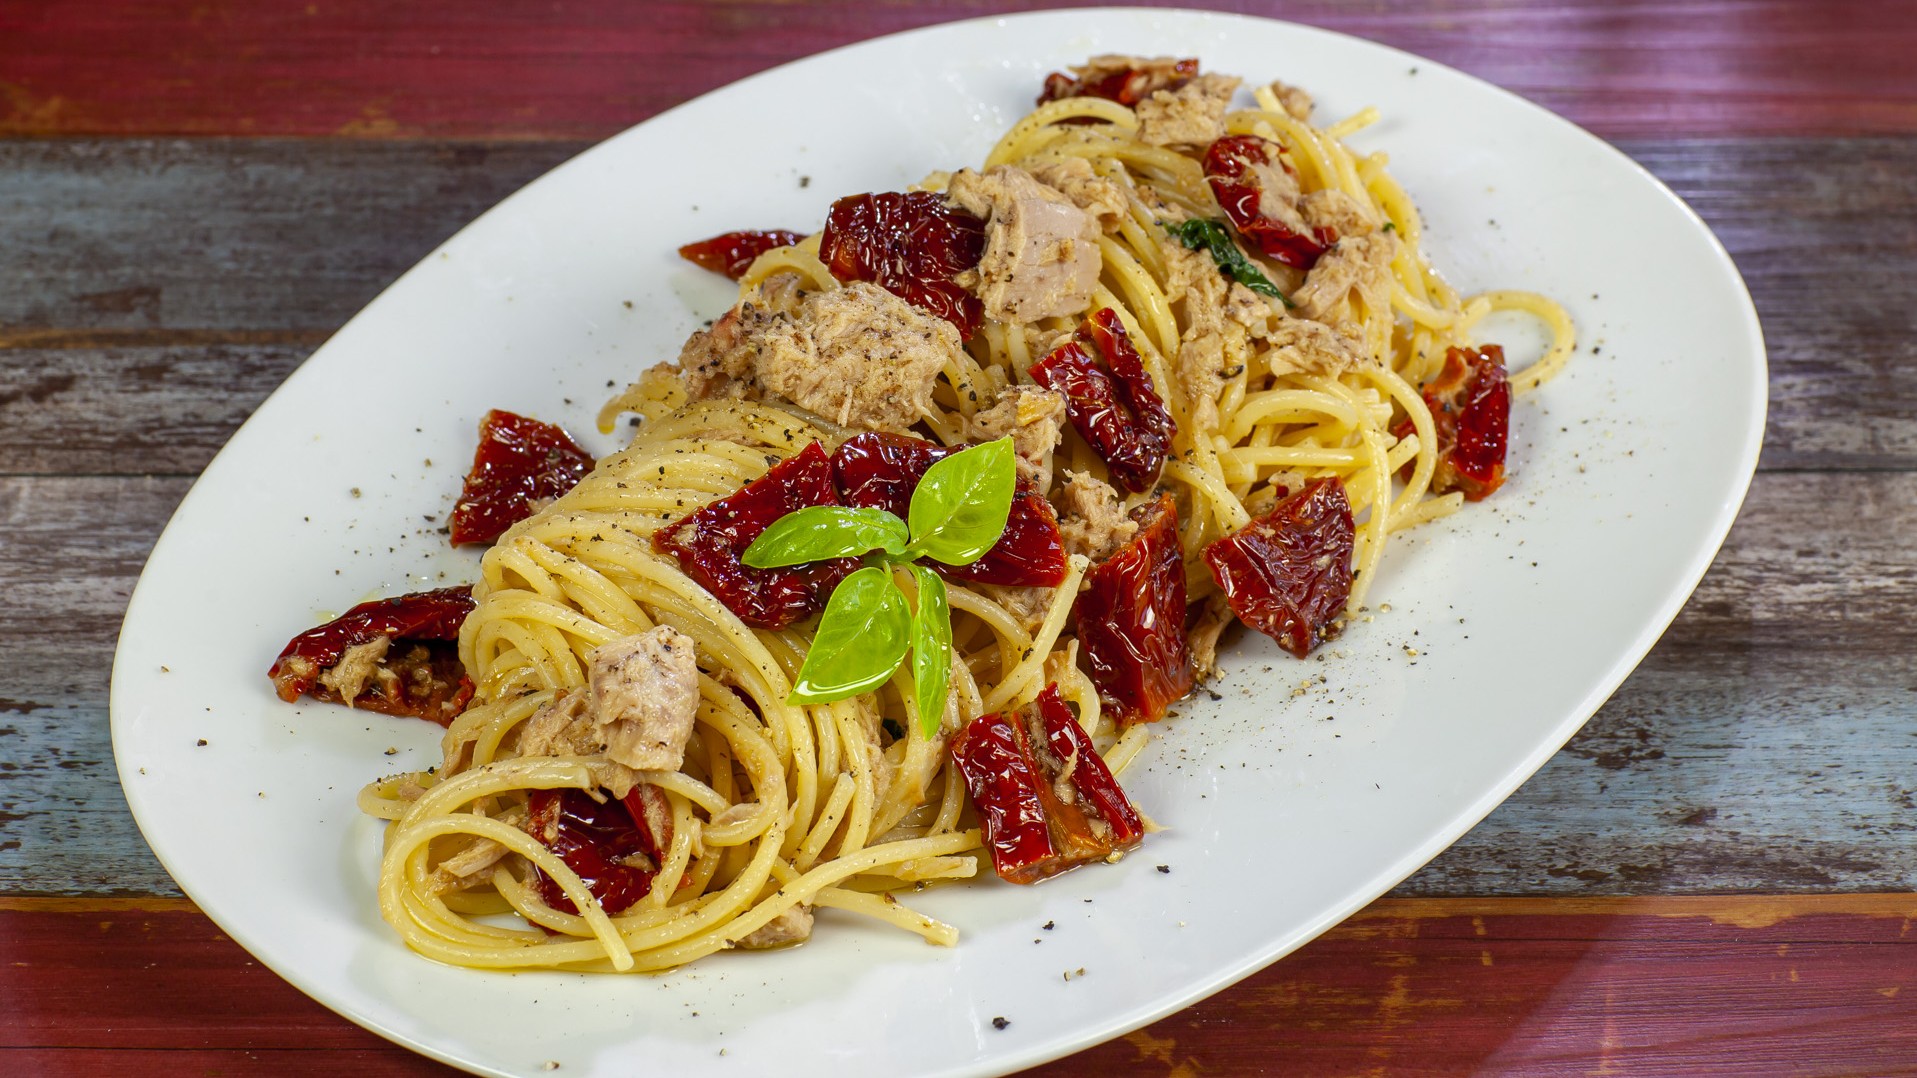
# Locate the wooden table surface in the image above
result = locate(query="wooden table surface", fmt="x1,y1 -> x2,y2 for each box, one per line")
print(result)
4,1 -> 1915,1074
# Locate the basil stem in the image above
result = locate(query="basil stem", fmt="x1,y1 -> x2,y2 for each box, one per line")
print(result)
742,505 -> 909,568
905,437 -> 1016,566
787,566 -> 911,704
907,563 -> 951,740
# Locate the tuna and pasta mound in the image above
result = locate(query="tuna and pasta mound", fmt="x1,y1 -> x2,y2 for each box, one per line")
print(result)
269,56 -> 1574,972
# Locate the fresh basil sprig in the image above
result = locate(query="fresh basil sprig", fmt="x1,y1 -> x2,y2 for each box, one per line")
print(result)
787,566 -> 911,702
906,563 -> 952,734
1161,217 -> 1291,304
906,436 -> 1016,565
742,438 -> 1016,738
742,505 -> 909,567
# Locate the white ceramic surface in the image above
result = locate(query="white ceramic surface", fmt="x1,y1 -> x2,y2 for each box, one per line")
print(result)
111,9 -> 1766,1076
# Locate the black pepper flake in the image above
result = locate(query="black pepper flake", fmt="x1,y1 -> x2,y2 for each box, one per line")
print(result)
1042,920 -> 1054,930
195,739 -> 207,747
991,1017 -> 1009,1031
1156,865 -> 1171,874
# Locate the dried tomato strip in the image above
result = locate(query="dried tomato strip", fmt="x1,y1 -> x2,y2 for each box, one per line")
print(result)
1412,345 -> 1511,501
830,431 -> 1066,588
677,229 -> 807,280
1033,685 -> 1144,847
1038,58 -> 1198,106
817,191 -> 986,339
950,709 -> 1059,884
1202,135 -> 1335,270
951,685 -> 1142,885
449,409 -> 595,546
266,587 -> 476,725
529,788 -> 660,917
1073,495 -> 1195,725
651,441 -> 857,630
1203,477 -> 1355,659
1029,308 -> 1176,494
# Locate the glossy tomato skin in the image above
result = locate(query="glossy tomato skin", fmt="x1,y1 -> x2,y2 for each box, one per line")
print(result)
677,229 -> 806,280
449,409 -> 595,546
818,191 -> 986,338
829,431 -> 1067,588
266,587 -> 476,724
1034,685 -> 1144,847
1029,309 -> 1176,494
1416,345 -> 1511,501
950,708 -> 1059,884
651,441 -> 858,629
1037,58 -> 1198,106
1202,135 -> 1335,270
528,788 -> 661,916
1073,495 -> 1195,725
950,683 -> 1145,885
1203,477 -> 1355,659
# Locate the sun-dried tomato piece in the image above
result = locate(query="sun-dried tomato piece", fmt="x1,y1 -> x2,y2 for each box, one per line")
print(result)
1033,685 -> 1144,847
449,409 -> 595,546
950,709 -> 1056,884
1073,495 -> 1194,724
1395,345 -> 1511,501
677,229 -> 807,281
652,441 -> 857,629
267,587 -> 476,725
1029,308 -> 1176,494
1203,477 -> 1355,659
529,788 -> 660,916
817,191 -> 986,338
1202,135 -> 1335,271
950,683 -> 1145,885
1038,57 -> 1199,107
830,431 -> 1066,588
621,783 -> 674,866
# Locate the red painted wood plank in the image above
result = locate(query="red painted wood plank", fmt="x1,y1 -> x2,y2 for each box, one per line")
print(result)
3,0 -> 1915,140
0,1050 -> 448,1078
4,898 -> 1916,1074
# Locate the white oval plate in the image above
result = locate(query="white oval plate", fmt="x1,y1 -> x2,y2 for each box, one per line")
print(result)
112,9 -> 1765,1076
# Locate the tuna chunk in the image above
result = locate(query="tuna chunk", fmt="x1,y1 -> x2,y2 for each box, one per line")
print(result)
317,636 -> 390,706
1056,471 -> 1137,562
757,282 -> 963,431
1160,241 -> 1275,434
1027,158 -> 1129,233
1263,315 -> 1373,377
947,166 -> 1102,324
1134,73 -> 1242,147
1267,79 -> 1314,121
1300,189 -> 1378,237
589,626 -> 701,772
736,904 -> 814,949
967,384 -> 1068,491
674,306 -> 753,402
1292,233 -> 1398,334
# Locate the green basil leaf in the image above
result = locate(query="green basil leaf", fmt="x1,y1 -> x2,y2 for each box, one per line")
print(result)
905,437 -> 1016,566
1161,217 -> 1292,305
907,564 -> 951,741
741,505 -> 910,568
788,566 -> 911,705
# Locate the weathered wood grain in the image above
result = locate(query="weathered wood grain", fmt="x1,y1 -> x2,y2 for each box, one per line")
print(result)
3,137 -> 1915,475
4,1 -> 1916,140
3,470 -> 1911,897
0,342 -> 310,475
5,897 -> 1916,1076
0,139 -> 578,335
